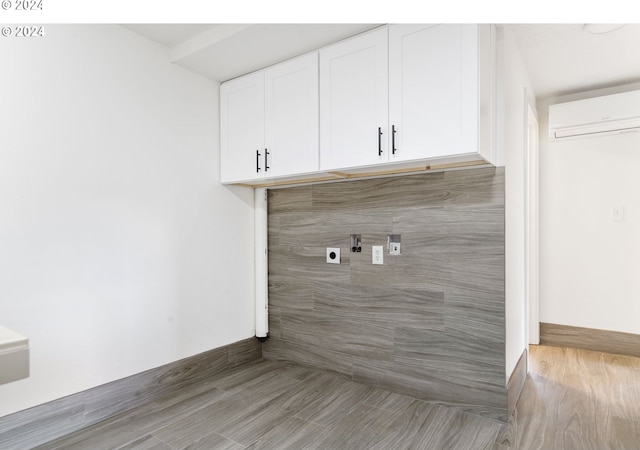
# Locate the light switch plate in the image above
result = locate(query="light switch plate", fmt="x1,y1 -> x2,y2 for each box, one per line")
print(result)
612,205 -> 625,222
326,247 -> 340,264
372,246 -> 383,265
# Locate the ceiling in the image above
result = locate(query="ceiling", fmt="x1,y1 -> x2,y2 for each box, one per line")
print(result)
121,24 -> 381,84
506,24 -> 640,98
121,23 -> 640,99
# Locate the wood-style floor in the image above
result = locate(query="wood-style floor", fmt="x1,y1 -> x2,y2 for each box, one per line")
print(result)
497,345 -> 640,449
34,345 -> 640,450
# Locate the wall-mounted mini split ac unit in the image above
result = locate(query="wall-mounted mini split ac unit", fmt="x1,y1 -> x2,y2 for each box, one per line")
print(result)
549,89 -> 640,140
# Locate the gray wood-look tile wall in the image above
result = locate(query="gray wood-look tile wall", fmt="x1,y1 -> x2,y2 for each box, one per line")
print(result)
263,167 -> 508,421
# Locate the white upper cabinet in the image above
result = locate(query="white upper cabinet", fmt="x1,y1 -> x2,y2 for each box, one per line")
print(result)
388,24 -> 480,162
220,24 -> 495,185
220,71 -> 265,183
319,27 -> 389,171
220,53 -> 319,184
264,52 -> 319,179
318,24 -> 494,173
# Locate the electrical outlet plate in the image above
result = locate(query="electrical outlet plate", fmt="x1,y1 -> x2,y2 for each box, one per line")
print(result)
372,246 -> 383,265
326,247 -> 340,264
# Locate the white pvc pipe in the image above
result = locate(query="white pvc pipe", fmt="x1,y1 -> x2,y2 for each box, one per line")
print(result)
254,187 -> 268,339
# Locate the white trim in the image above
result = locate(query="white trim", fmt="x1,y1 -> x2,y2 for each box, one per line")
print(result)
525,100 -> 540,345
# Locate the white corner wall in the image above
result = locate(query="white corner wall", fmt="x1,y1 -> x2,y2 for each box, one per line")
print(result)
0,25 -> 255,417
538,83 -> 640,335
497,26 -> 537,380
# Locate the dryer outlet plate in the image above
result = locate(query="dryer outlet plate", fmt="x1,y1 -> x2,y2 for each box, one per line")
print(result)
326,247 -> 341,264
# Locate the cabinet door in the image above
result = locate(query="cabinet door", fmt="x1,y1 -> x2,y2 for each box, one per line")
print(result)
389,24 -> 479,162
220,71 -> 265,183
264,52 -> 319,178
320,27 -> 389,171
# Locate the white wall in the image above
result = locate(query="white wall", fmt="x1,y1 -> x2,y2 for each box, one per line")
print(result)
497,26 -> 537,380
0,25 -> 255,417
538,83 -> 640,335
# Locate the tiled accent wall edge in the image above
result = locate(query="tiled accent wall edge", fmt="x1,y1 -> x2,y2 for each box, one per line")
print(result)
540,322 -> 640,358
507,348 -> 527,418
0,337 -> 261,449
